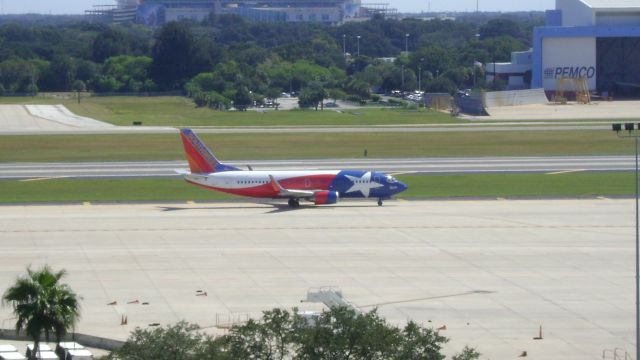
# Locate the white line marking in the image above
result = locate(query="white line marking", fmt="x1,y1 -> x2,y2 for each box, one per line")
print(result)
546,169 -> 585,175
19,176 -> 70,182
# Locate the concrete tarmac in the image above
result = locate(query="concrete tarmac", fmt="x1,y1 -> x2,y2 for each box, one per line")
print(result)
0,199 -> 634,359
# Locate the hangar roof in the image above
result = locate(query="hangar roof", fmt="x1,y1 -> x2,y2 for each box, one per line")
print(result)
581,0 -> 640,10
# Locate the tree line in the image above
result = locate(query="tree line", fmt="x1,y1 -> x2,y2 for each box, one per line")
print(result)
2,265 -> 481,360
0,13 -> 542,108
104,309 -> 481,360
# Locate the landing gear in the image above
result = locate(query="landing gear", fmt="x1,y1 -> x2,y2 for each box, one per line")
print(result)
377,199 -> 383,206
288,198 -> 300,208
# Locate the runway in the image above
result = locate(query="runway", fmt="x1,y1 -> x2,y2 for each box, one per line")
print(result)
0,156 -> 634,179
0,199 -> 633,359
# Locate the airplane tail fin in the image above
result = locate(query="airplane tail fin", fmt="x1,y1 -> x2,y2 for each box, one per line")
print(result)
180,128 -> 240,174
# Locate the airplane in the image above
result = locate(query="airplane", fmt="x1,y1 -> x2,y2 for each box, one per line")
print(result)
179,128 -> 408,207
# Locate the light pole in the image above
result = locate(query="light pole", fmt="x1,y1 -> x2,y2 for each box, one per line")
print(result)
356,35 -> 361,57
418,57 -> 424,92
401,64 -> 405,92
342,34 -> 346,58
613,122 -> 640,360
405,33 -> 410,53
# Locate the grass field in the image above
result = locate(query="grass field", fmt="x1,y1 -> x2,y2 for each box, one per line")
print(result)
0,172 -> 632,203
0,130 -> 632,163
1,95 -> 460,126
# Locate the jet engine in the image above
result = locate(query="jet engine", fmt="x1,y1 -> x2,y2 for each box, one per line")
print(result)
314,190 -> 339,205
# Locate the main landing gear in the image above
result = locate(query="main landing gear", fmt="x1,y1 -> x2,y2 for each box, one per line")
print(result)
288,198 -> 300,208
377,198 -> 383,206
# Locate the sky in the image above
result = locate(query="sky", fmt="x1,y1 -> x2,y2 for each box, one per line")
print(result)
0,0 -> 556,15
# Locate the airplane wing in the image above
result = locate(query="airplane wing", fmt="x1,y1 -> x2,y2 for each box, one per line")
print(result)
268,175 -> 315,198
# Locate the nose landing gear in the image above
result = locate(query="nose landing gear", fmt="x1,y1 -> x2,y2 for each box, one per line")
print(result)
377,199 -> 383,206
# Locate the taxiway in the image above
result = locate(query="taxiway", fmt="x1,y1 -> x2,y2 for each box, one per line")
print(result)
0,156 -> 635,179
0,199 -> 633,359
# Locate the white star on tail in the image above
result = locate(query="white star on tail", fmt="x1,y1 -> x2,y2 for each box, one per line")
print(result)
345,172 -> 384,198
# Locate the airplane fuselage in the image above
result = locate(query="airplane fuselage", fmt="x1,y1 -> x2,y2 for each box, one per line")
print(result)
185,169 -> 406,200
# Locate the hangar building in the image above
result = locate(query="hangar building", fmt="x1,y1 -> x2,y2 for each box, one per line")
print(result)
532,0 -> 640,98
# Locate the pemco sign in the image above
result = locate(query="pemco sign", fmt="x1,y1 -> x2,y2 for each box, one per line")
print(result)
541,37 -> 597,90
544,65 -> 596,79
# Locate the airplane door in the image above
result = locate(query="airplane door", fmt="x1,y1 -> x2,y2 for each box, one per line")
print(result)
305,178 -> 311,188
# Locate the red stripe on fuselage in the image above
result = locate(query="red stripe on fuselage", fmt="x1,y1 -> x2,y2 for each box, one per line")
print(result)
186,174 -> 337,199
187,179 -> 280,198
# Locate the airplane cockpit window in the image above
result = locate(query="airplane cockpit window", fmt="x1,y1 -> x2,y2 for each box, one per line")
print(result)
387,175 -> 397,183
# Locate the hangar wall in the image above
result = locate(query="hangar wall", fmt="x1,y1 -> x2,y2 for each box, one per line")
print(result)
541,37 -> 596,91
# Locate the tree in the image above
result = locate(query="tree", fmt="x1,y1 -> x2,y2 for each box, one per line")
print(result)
106,307 -> 454,360
206,91 -> 231,110
479,18 -> 522,41
39,56 -> 76,92
410,45 -> 454,78
108,321 -> 225,360
92,27 -> 130,63
298,82 -> 327,110
101,55 -> 153,92
294,307 -> 402,360
395,321 -> 448,360
424,77 -> 457,94
2,265 -> 80,359
263,88 -> 282,109
150,22 -> 202,90
0,58 -> 39,93
233,86 -> 252,111
452,346 -> 481,360
327,88 -> 347,102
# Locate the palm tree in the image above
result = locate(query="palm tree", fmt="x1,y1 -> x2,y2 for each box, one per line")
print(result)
2,265 -> 80,359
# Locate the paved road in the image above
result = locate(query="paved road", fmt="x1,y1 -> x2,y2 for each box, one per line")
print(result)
0,156 -> 633,179
0,121 -> 618,135
191,122 -> 613,133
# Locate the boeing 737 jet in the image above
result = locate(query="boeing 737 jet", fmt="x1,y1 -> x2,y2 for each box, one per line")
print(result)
179,129 -> 408,207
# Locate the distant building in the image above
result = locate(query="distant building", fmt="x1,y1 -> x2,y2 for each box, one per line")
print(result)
87,0 -> 373,25
485,50 -> 533,90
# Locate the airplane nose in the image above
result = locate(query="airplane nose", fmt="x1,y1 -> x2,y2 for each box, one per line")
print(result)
397,181 -> 408,194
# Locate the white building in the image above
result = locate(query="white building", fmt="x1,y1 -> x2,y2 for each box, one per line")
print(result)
485,50 -> 533,90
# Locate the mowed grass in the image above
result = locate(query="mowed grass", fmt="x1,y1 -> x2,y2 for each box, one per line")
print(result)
0,172 -> 633,203
0,95 -> 457,126
0,130 -> 632,163
400,172 -> 633,198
